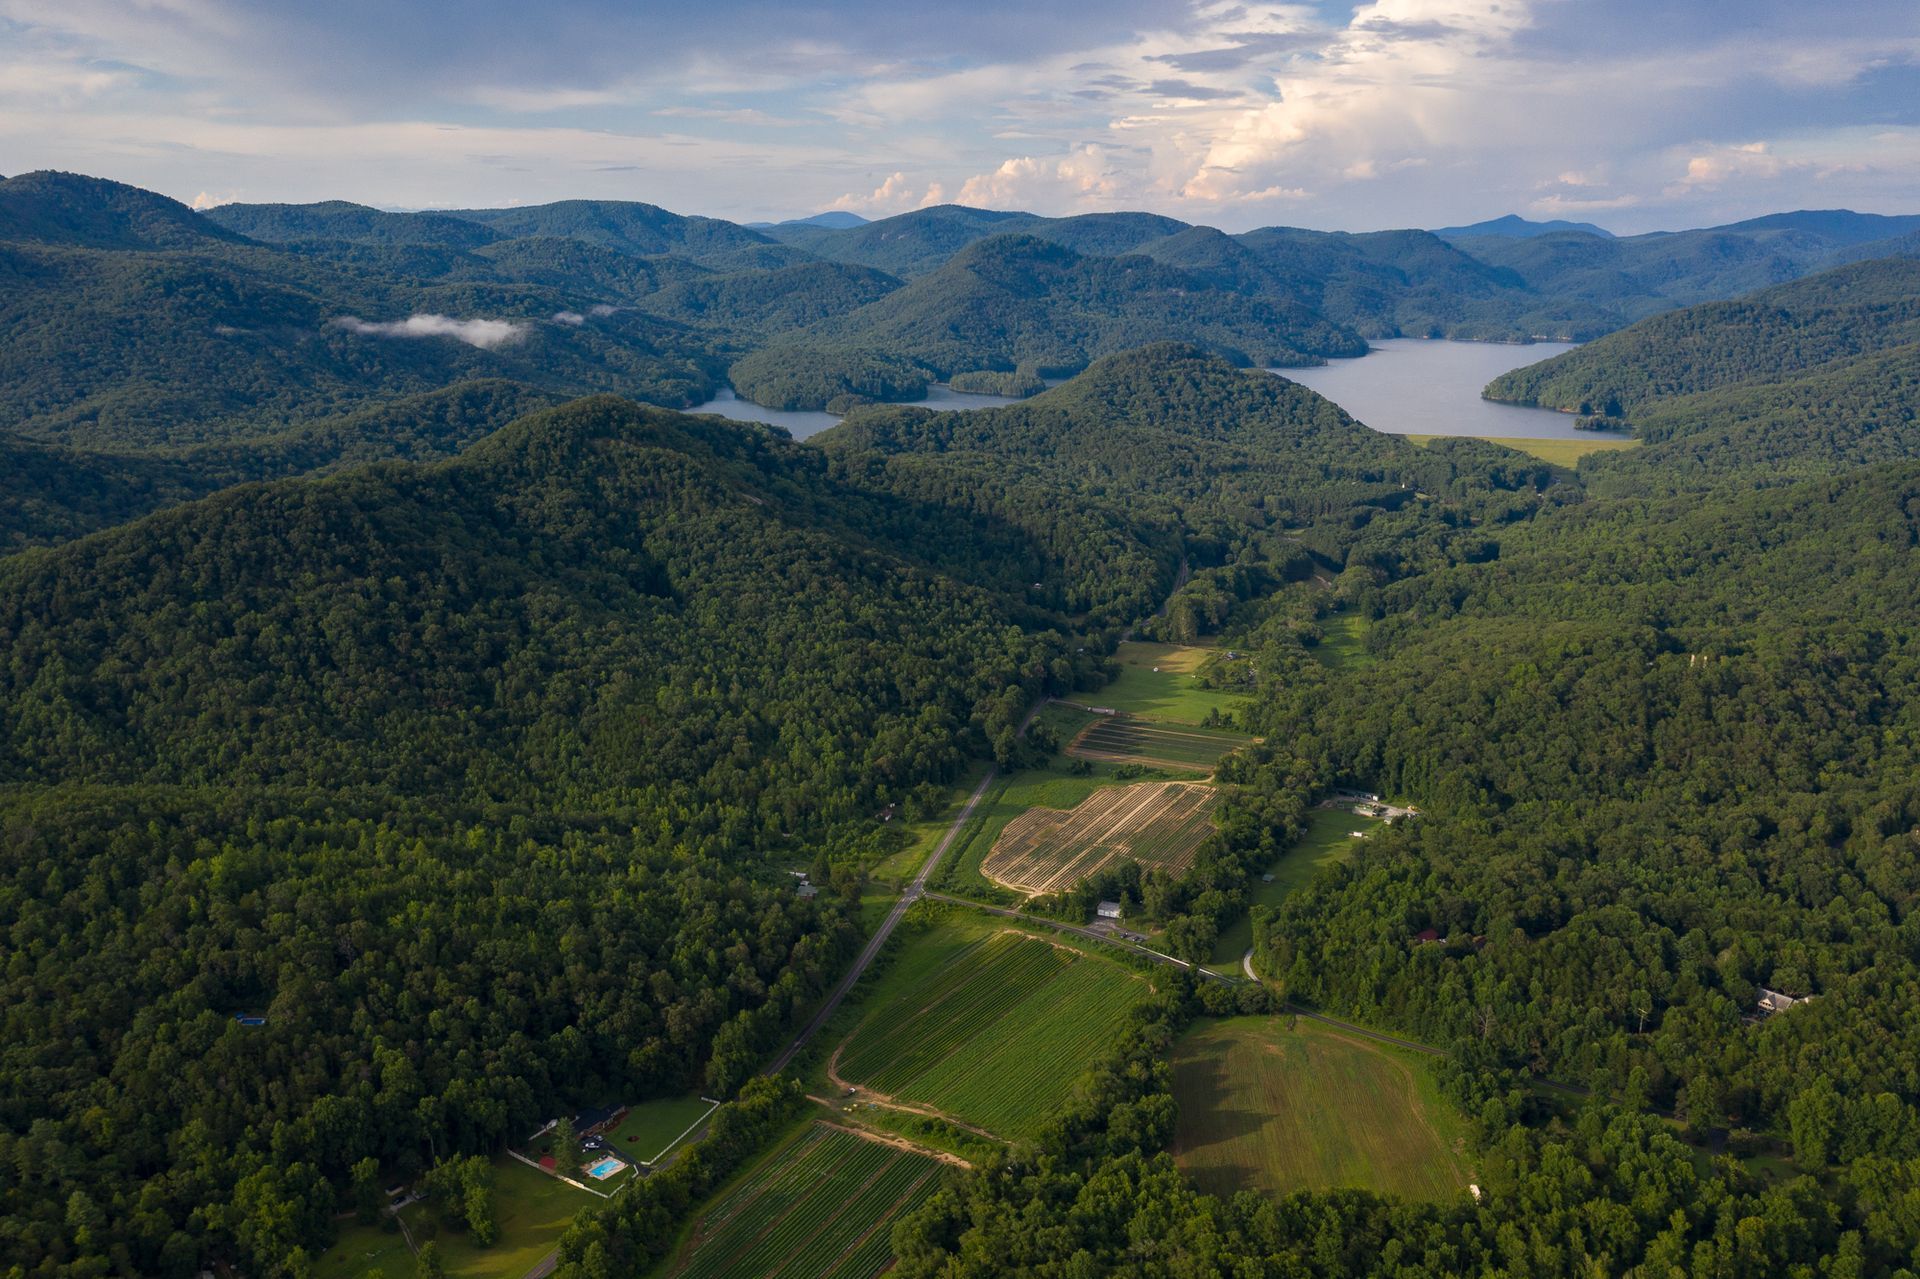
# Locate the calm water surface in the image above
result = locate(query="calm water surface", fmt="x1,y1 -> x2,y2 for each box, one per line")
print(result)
1275,338 -> 1601,439
688,383 -> 1037,441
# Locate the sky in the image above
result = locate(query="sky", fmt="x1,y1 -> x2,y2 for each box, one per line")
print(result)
2,0 -> 1917,234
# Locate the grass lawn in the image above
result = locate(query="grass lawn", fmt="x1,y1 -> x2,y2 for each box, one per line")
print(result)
604,1095 -> 717,1164
1211,808 -> 1377,968
315,1220 -> 413,1279
1404,433 -> 1639,466
1171,1016 -> 1471,1203
1310,612 -> 1375,671
398,1155 -> 598,1279
1088,642 -> 1244,725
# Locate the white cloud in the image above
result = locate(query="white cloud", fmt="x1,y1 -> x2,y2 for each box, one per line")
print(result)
552,310 -> 586,325
333,314 -> 528,349
956,145 -> 1123,208
1668,141 -> 1786,192
831,170 -> 947,214
190,190 -> 237,209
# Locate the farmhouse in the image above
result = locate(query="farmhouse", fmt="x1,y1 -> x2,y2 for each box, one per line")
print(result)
1757,987 -> 1811,1015
1096,900 -> 1124,921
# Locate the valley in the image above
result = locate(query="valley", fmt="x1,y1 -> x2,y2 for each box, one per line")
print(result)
5,159 -> 1920,1279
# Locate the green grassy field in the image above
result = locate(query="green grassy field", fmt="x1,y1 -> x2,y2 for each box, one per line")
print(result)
603,1095 -> 716,1164
315,1221 -> 412,1279
1211,809 -> 1375,967
835,927 -> 1147,1138
1311,612 -> 1376,671
1068,716 -> 1250,770
314,1154 -> 597,1279
1404,433 -> 1639,466
1089,642 -> 1244,725
1170,1016 -> 1471,1203
666,1123 -> 944,1279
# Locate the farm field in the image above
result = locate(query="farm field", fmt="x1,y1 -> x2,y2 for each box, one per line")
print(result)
602,1095 -> 716,1165
835,928 -> 1146,1138
1089,642 -> 1244,725
1067,715 -> 1250,770
1403,433 -> 1640,466
936,758 -> 1181,899
983,781 -> 1220,895
1170,1017 -> 1471,1204
666,1123 -> 943,1279
1211,808 -> 1376,967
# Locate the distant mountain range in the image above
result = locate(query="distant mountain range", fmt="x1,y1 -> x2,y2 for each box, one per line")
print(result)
746,211 -> 871,230
3,168 -> 1918,438
1431,213 -> 1616,240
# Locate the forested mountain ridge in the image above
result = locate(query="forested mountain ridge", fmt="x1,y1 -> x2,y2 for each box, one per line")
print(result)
0,392 -> 1124,1275
1487,256 -> 1920,416
0,170 -> 250,251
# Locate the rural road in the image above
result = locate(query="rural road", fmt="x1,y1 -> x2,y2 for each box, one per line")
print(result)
923,891 -> 1235,986
764,763 -> 1001,1074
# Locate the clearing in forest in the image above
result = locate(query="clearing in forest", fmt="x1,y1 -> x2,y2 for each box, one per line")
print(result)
982,781 -> 1220,895
1090,641 -> 1245,725
1066,715 -> 1250,771
1170,1017 -> 1471,1204
834,929 -> 1146,1138
666,1123 -> 943,1279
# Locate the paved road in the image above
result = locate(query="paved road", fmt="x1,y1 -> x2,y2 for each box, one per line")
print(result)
764,762 -> 1003,1074
922,890 -> 1237,986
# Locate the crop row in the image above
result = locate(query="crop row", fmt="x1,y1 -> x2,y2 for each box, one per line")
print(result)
906,958 -> 1142,1136
839,931 -> 1147,1137
677,1126 -> 940,1279
839,935 -> 1067,1089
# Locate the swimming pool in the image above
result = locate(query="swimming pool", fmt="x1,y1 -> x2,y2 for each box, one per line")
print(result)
585,1156 -> 627,1180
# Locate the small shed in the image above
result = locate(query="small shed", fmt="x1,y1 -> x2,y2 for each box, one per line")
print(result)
1412,927 -> 1441,944
1096,900 -> 1124,921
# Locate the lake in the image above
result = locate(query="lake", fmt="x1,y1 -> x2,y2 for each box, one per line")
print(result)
1273,338 -> 1599,440
687,382 -> 1038,440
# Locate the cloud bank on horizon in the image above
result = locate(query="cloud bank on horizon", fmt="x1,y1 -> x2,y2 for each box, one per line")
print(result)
0,0 -> 1916,233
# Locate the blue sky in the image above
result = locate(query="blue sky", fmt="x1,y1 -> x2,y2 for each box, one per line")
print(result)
2,0 -> 1917,232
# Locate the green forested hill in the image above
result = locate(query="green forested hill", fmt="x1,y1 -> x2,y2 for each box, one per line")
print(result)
786,235 -> 1365,390
439,198 -> 804,269
0,170 -> 250,250
1579,342 -> 1920,493
0,393 -> 1110,1275
1486,257 -> 1920,417
0,237 -> 723,447
201,199 -> 503,248
0,381 -> 558,549
1456,215 -> 1920,324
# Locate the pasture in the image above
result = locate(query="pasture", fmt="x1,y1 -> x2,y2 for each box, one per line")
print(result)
667,1123 -> 943,1279
1210,808 -> 1373,967
1091,642 -> 1244,725
1067,715 -> 1249,770
1404,432 -> 1639,466
834,928 -> 1146,1138
982,781 -> 1220,895
1170,1017 -> 1471,1204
